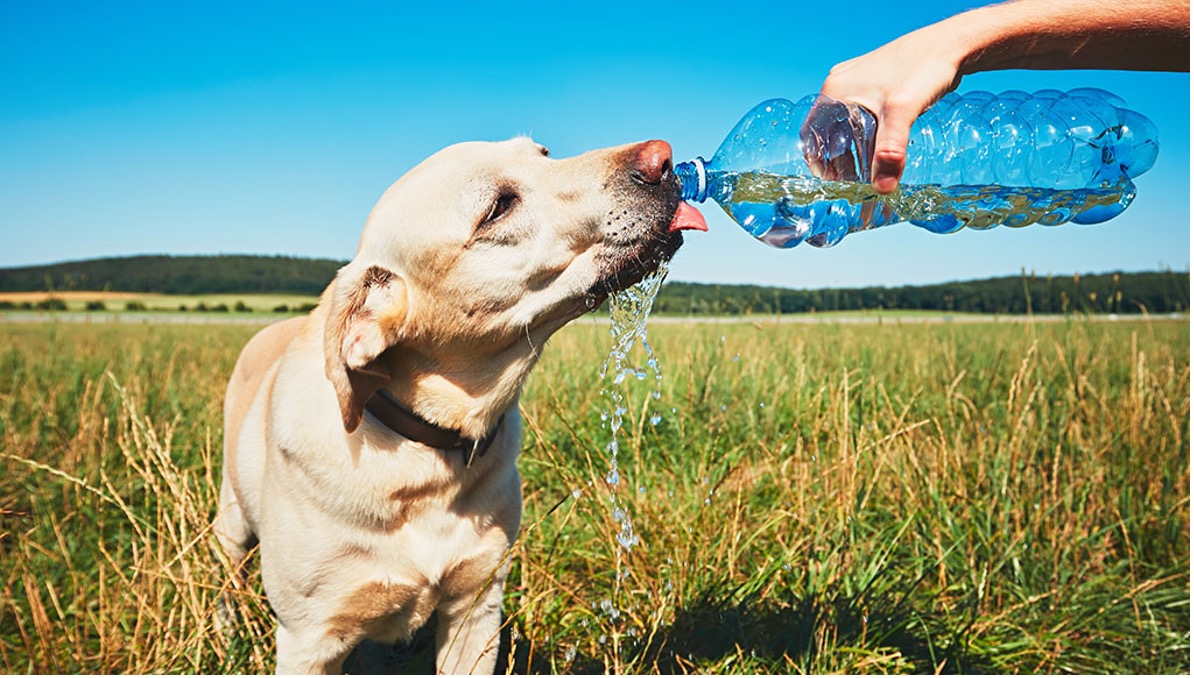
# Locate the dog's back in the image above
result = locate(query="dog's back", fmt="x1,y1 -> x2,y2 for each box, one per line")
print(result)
217,316 -> 306,561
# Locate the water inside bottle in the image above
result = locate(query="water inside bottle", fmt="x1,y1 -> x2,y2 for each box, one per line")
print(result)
720,171 -> 1131,248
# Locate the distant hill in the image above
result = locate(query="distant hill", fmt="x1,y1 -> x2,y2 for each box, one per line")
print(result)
0,255 -> 345,296
0,255 -> 1187,315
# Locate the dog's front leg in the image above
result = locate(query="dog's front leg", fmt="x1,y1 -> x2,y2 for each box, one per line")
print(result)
435,576 -> 506,675
275,622 -> 355,675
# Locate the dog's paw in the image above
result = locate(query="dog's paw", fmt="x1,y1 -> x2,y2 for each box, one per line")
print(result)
214,591 -> 242,640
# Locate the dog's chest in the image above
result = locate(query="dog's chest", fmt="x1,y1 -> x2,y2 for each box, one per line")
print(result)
326,574 -> 438,644
327,512 -> 503,643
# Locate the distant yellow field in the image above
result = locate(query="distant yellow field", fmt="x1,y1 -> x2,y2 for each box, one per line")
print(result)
0,291 -> 320,312
0,291 -> 144,301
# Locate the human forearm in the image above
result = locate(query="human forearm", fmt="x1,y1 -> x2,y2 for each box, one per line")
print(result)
955,0 -> 1190,73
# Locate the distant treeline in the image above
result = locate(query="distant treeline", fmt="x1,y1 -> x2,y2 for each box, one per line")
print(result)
656,271 -> 1190,316
0,255 -> 1187,315
0,255 -> 344,295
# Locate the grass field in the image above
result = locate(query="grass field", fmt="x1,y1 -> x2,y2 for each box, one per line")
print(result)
0,316 -> 1188,673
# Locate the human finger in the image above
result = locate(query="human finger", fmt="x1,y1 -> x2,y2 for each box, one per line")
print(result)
870,101 -> 920,194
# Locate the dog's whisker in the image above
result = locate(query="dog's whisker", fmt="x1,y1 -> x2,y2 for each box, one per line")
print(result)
523,322 -> 538,355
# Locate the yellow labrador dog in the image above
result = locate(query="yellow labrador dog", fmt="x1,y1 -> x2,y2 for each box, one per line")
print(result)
215,137 -> 706,674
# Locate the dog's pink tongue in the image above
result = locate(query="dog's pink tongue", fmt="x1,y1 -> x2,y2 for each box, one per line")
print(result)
668,201 -> 708,233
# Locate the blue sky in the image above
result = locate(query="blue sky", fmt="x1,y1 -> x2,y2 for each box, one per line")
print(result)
1,0 -> 1189,289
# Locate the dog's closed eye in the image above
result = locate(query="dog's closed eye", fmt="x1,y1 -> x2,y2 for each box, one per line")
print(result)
479,191 -> 518,229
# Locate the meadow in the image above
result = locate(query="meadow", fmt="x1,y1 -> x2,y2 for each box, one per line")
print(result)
0,315 -> 1188,673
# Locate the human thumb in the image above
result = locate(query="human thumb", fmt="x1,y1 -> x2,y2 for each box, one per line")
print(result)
870,106 -> 917,194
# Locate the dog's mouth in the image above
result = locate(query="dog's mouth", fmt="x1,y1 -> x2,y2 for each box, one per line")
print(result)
589,194 -> 707,299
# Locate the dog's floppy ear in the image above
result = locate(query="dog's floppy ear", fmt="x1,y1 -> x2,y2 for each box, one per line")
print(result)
324,264 -> 408,433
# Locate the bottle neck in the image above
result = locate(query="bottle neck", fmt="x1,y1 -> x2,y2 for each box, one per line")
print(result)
675,158 -> 708,202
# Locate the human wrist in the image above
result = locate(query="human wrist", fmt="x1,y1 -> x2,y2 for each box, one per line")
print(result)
948,2 -> 1026,76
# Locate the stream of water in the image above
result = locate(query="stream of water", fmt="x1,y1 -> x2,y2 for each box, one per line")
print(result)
594,259 -> 670,663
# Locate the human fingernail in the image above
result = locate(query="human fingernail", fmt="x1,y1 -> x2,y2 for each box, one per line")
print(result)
873,174 -> 899,194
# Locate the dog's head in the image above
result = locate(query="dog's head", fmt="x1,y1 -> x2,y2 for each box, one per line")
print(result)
322,137 -> 706,433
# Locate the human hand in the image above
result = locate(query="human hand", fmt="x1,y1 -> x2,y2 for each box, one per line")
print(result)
816,25 -> 964,194
809,0 -> 1189,194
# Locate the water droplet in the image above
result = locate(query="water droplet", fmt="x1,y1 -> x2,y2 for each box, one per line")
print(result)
617,531 -> 639,549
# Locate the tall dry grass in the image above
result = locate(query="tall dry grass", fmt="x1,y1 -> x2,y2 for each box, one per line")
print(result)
0,324 -> 272,673
0,317 -> 1188,673
511,317 -> 1189,673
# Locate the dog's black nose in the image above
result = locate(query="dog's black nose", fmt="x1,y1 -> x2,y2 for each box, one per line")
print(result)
631,139 -> 673,185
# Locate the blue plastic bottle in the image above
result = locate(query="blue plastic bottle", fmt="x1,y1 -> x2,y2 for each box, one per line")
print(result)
675,89 -> 1159,249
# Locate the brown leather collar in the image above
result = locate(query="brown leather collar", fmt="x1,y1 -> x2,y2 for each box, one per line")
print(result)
364,389 -> 504,467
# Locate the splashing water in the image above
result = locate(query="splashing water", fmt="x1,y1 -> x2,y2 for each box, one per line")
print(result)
599,260 -> 669,550
594,259 -> 670,663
